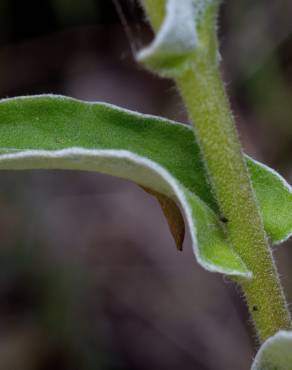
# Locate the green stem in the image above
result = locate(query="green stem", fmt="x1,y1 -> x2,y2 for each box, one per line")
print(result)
177,63 -> 291,342
142,0 -> 292,342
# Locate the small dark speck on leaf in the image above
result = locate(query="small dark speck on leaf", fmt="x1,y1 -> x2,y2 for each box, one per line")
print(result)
220,216 -> 229,223
253,305 -> 258,312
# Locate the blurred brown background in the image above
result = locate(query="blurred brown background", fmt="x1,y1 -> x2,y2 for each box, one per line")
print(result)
0,1 -> 291,369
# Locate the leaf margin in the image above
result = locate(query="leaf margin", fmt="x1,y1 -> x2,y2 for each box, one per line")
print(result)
0,145 -> 251,278
0,94 -> 290,276
251,330 -> 292,370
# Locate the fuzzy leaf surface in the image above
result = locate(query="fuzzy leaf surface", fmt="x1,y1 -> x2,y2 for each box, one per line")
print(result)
0,95 -> 291,276
251,331 -> 292,370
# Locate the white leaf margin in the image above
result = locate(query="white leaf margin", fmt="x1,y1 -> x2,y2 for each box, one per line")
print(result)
251,330 -> 292,370
137,0 -> 197,75
138,0 -> 219,75
0,147 -> 250,278
0,95 -> 291,250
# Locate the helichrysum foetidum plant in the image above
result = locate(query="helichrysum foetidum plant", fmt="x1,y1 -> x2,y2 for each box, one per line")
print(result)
0,1 -> 292,368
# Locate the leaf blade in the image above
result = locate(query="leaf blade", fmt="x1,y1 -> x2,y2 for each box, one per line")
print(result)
0,95 -> 290,277
0,146 -> 250,277
251,331 -> 292,370
247,157 -> 292,244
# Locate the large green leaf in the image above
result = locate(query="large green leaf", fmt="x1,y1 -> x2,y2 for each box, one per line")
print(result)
0,95 -> 291,277
251,331 -> 292,370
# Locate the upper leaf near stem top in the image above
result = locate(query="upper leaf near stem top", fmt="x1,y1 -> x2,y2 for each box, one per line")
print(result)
0,95 -> 291,279
138,0 -> 220,76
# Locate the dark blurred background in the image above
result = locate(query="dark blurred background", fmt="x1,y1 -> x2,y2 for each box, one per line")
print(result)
0,1 -> 291,369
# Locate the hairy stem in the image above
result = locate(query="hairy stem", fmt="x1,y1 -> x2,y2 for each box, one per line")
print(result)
177,63 -> 291,342
142,0 -> 292,342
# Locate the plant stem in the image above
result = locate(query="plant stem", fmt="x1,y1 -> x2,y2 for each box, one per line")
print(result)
142,0 -> 292,342
177,63 -> 291,342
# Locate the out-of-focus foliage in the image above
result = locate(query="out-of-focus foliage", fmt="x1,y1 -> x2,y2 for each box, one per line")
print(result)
0,245 -> 122,370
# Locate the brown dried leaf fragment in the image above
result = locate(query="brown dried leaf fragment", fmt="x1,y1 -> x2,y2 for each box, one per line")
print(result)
141,186 -> 185,251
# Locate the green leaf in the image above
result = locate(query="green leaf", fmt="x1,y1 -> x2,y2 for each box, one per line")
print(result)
0,95 -> 290,277
0,95 -> 247,277
247,158 -> 292,244
138,0 -> 220,76
251,331 -> 292,370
